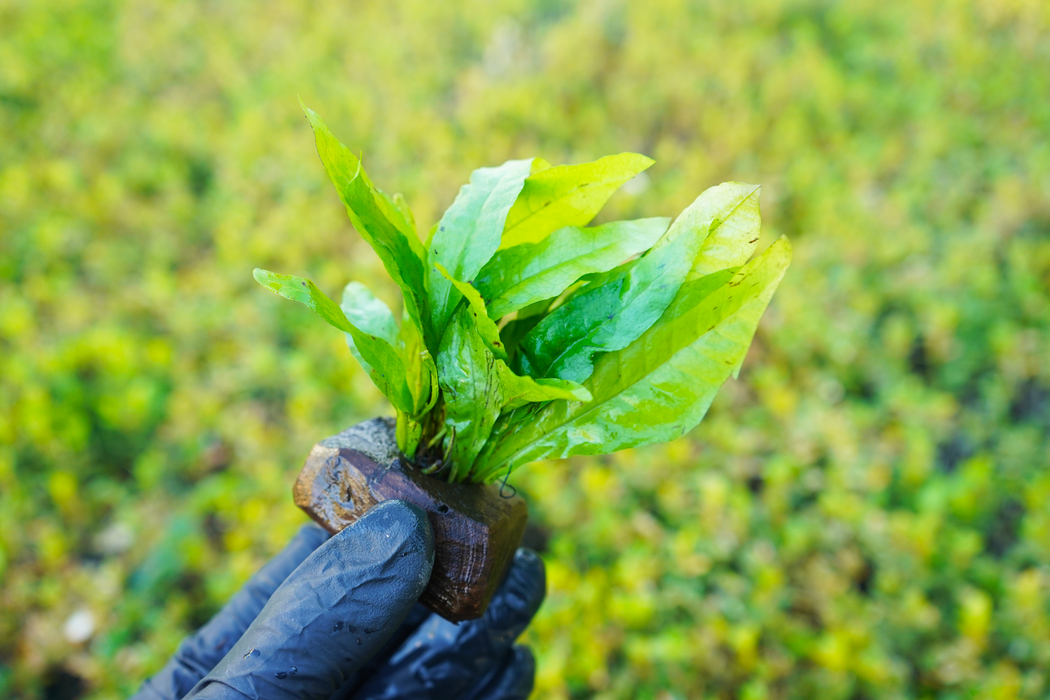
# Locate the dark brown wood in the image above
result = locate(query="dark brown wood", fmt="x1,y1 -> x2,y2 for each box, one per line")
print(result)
293,418 -> 529,622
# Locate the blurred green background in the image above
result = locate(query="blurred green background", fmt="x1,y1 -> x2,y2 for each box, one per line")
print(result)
2,0 -> 1049,697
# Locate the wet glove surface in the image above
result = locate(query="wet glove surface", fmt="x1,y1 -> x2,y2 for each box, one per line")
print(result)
130,499 -> 544,700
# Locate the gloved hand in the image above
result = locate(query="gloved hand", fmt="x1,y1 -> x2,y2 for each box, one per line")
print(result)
130,500 -> 545,700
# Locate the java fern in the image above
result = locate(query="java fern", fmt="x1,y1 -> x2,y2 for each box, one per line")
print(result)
254,103 -> 792,484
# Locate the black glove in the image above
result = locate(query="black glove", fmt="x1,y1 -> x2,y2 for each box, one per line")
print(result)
130,500 -> 545,700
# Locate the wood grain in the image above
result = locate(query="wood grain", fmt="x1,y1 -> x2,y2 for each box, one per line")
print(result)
293,418 -> 529,622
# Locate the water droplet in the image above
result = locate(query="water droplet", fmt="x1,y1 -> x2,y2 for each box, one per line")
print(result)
290,666 -> 298,676
275,671 -> 287,679
243,648 -> 260,659
333,621 -> 343,632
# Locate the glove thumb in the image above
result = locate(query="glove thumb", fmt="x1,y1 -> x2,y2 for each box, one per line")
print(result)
186,499 -> 434,700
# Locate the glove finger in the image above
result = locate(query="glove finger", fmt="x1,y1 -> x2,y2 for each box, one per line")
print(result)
186,499 -> 434,700
349,547 -> 545,700
463,645 -> 535,700
130,523 -> 330,700
329,603 -> 430,700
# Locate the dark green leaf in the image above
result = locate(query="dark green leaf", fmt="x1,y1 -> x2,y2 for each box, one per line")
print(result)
436,307 -> 505,481
473,237 -> 792,482
519,202 -> 711,383
437,307 -> 590,482
517,182 -> 766,383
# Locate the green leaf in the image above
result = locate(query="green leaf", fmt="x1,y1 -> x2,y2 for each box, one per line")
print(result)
437,307 -> 590,482
519,200 -> 713,384
500,311 -> 547,370
390,192 -> 417,236
398,304 -> 439,416
473,237 -> 792,482
339,282 -> 399,375
339,283 -> 436,456
396,306 -> 438,458
500,153 -> 655,249
433,263 -> 508,362
476,217 -> 671,319
253,269 -> 414,413
301,103 -> 433,351
396,410 -> 423,460
436,307 -> 505,481
495,366 -> 591,411
428,159 -> 535,342
682,182 -> 763,280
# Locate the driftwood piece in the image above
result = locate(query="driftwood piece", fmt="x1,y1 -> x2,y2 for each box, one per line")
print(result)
293,418 -> 529,622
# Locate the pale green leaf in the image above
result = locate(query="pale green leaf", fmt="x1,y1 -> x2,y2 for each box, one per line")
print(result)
500,153 -> 655,249
683,182 -> 763,280
495,366 -> 592,411
253,269 -> 414,413
339,281 -> 399,375
390,192 -> 417,236
428,159 -> 535,341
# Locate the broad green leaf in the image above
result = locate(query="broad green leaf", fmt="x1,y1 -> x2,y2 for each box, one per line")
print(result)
437,307 -> 590,482
433,263 -> 508,362
500,153 -> 655,249
473,237 -> 792,482
301,103 -> 433,350
253,269 -> 414,413
683,182 -> 763,280
428,159 -> 535,342
339,282 -> 399,375
519,200 -> 713,384
476,217 -> 671,319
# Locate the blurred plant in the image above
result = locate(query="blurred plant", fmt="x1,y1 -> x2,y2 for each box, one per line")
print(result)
255,106 -> 791,483
2,0 -> 1048,698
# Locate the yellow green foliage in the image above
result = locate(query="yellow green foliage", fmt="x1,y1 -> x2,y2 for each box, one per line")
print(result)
2,0 -> 1049,698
